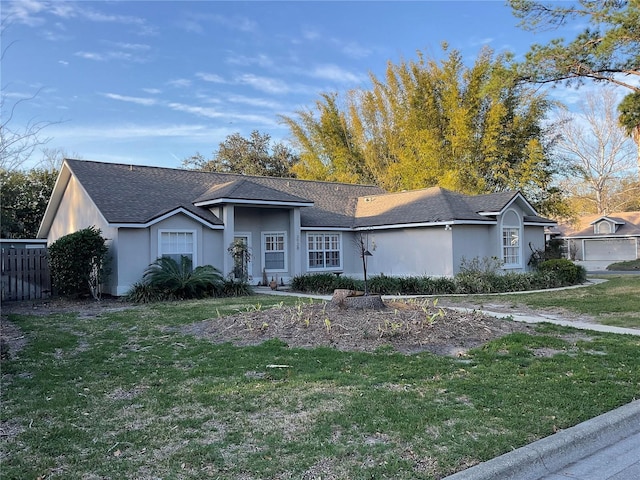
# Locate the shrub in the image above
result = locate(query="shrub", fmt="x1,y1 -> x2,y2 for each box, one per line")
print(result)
290,273 -> 338,293
537,259 -> 587,285
423,277 -> 456,294
215,279 -> 253,297
125,282 -> 164,303
367,274 -> 401,294
48,226 -> 109,298
143,256 -> 223,300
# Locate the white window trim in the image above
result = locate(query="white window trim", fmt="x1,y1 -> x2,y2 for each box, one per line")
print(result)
501,210 -> 522,269
158,229 -> 198,267
262,231 -> 287,273
306,232 -> 343,271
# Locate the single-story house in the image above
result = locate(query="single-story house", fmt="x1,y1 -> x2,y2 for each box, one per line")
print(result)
556,212 -> 640,268
38,159 -> 556,296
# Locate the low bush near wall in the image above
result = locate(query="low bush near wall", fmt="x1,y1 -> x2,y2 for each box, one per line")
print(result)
537,259 -> 587,285
125,257 -> 254,302
291,263 -> 586,296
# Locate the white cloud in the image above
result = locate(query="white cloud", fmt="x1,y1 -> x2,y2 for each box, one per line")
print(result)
196,72 -> 227,84
340,41 -> 372,59
168,102 -> 224,119
142,88 -> 162,95
309,64 -> 367,84
226,53 -> 274,68
179,12 -> 257,35
5,1 -> 156,35
228,95 -> 282,109
237,74 -> 290,94
167,78 -> 192,88
74,48 -> 149,63
102,93 -> 157,106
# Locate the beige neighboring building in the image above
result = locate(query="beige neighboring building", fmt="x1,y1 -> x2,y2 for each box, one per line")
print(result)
38,159 -> 555,296
557,212 -> 640,270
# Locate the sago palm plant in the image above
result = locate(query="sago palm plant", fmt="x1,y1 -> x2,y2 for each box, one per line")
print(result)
143,256 -> 223,299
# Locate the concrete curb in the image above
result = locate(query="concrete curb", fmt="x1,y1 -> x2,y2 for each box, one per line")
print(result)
443,400 -> 640,480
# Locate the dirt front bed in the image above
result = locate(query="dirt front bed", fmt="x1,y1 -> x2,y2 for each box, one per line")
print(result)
180,299 -> 535,356
2,297 -> 535,358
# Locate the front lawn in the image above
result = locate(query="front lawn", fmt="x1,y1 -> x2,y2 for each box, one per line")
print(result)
446,275 -> 640,329
1,291 -> 639,479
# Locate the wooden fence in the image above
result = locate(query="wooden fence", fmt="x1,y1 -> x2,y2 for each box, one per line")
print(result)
1,248 -> 51,301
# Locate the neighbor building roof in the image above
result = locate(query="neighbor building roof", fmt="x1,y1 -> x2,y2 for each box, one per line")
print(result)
558,212 -> 640,237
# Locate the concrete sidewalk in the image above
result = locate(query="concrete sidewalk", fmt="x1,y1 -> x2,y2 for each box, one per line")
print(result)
443,400 -> 640,480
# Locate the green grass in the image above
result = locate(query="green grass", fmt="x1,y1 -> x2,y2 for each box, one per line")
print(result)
2,293 -> 639,479
607,259 -> 640,271
447,275 -> 640,329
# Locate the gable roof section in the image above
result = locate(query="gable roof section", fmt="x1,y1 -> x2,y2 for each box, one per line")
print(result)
53,159 -> 385,229
558,211 -> 640,237
193,179 -> 314,207
589,215 -> 626,226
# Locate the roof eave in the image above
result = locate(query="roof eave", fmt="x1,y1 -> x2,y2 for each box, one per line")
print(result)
111,207 -> 223,230
194,198 -> 314,208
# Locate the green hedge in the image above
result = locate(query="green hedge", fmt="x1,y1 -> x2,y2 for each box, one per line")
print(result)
48,226 -> 109,298
291,262 -> 587,295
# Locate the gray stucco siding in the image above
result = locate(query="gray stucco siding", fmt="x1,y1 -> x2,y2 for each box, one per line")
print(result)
523,226 -> 546,270
115,228 -> 150,296
451,225 -> 494,274
363,228 -> 454,277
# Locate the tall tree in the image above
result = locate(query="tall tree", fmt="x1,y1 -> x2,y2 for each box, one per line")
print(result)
182,130 -> 297,178
554,88 -> 638,214
509,0 -> 640,162
280,93 -> 373,184
509,0 -> 639,91
0,168 -> 58,238
617,92 -> 640,168
282,46 -> 564,215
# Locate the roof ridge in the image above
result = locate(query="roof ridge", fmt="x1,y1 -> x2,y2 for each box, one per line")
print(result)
64,158 -> 381,189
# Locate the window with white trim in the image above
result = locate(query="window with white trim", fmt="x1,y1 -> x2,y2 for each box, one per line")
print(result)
263,232 -> 286,271
501,210 -> 521,267
159,230 -> 196,267
307,233 -> 342,270
502,227 -> 520,265
595,221 -> 611,234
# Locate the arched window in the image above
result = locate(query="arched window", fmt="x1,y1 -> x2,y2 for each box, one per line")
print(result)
595,221 -> 611,234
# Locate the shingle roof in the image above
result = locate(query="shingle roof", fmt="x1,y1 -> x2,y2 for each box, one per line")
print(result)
64,159 -> 384,227
354,187 -> 489,227
193,179 -> 313,205
558,212 -> 640,237
63,159 -> 551,229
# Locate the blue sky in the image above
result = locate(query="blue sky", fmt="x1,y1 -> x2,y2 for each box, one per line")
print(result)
3,0 -> 572,170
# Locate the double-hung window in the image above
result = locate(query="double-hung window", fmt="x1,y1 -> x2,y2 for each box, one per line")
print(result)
307,233 -> 341,270
263,232 -> 286,271
501,210 -> 521,267
159,230 -> 196,268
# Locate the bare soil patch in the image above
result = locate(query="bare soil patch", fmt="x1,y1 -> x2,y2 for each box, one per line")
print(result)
1,296 -> 538,358
180,299 -> 535,356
